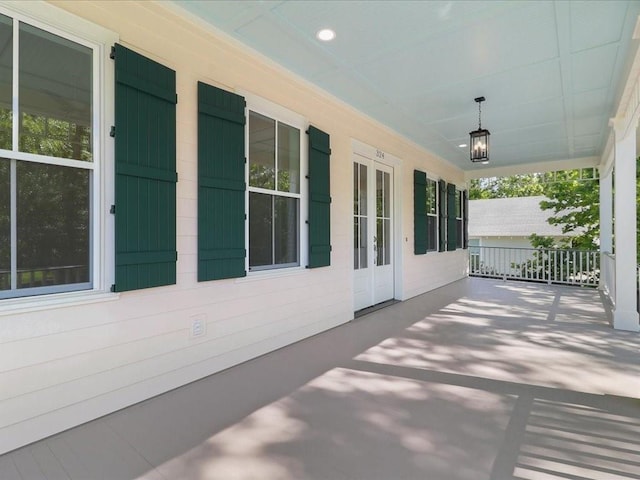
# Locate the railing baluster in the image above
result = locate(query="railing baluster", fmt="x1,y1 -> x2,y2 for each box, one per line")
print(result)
468,246 -> 600,289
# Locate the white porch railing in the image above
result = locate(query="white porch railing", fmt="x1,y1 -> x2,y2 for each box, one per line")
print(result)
469,246 -> 600,287
601,252 -> 615,306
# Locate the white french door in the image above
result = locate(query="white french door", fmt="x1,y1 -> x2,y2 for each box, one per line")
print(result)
353,154 -> 394,311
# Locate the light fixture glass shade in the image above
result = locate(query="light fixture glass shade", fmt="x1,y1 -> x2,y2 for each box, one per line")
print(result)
469,128 -> 490,163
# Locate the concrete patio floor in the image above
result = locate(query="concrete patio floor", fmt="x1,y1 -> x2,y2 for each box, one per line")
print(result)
1,277 -> 640,480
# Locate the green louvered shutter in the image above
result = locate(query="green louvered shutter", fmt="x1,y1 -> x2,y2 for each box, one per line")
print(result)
463,190 -> 469,249
197,82 -> 246,281
438,179 -> 447,252
113,44 -> 177,292
447,183 -> 457,251
307,126 -> 331,268
413,170 -> 427,255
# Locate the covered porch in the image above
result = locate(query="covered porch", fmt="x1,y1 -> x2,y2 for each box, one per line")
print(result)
2,277 -> 639,480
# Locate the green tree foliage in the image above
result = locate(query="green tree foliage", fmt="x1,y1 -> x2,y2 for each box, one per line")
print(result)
538,170 -> 599,250
528,233 -> 556,249
469,174 -> 545,199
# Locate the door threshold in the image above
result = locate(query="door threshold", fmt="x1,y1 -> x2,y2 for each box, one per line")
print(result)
354,299 -> 399,318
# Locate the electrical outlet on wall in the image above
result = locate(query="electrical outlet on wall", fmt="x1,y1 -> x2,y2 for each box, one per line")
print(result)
190,313 -> 207,338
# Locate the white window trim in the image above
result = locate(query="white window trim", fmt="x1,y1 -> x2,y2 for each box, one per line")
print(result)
242,93 -> 308,275
0,1 -> 119,310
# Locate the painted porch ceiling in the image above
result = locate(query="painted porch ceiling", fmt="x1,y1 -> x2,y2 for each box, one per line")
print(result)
172,0 -> 640,173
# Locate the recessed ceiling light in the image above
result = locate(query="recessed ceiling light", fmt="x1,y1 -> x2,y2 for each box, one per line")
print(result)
317,28 -> 336,42
458,143 -> 467,148
482,161 -> 489,165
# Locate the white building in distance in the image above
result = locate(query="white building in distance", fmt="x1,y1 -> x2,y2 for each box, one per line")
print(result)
468,196 -> 573,249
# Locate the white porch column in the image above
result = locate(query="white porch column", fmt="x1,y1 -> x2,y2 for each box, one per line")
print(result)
599,169 -> 613,255
612,118 -> 639,331
599,168 -> 613,291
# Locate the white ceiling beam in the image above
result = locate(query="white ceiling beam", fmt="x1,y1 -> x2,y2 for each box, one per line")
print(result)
465,156 -> 599,180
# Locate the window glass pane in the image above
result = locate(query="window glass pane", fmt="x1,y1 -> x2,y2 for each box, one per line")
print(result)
249,111 -> 275,189
277,122 -> 299,193
19,23 -> 92,161
274,196 -> 298,265
0,15 -> 12,150
457,219 -> 463,248
427,216 -> 437,251
249,192 -> 273,268
426,179 -> 436,215
0,159 -> 9,290
16,161 -> 90,289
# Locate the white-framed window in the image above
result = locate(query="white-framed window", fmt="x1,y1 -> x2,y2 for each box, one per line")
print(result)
246,96 -> 307,272
0,4 -> 115,300
426,177 -> 438,251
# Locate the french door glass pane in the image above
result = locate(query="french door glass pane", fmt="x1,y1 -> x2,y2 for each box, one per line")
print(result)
376,170 -> 390,218
353,218 -> 358,270
353,217 -> 368,270
19,23 -> 92,161
249,111 -> 275,189
359,164 -> 367,215
383,171 -> 390,217
277,122 -> 300,193
376,218 -> 383,266
16,161 -> 90,288
359,220 -> 367,269
274,196 -> 298,264
353,162 -> 368,270
0,15 -> 11,151
376,218 -> 391,267
353,163 -> 358,215
0,160 -> 8,290
376,169 -> 391,266
376,169 -> 382,217
384,218 -> 391,265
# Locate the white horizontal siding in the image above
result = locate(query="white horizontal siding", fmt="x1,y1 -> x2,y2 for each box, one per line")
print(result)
402,250 -> 469,301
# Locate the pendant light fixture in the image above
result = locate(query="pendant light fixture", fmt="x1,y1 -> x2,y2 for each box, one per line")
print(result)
469,96 -> 490,163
